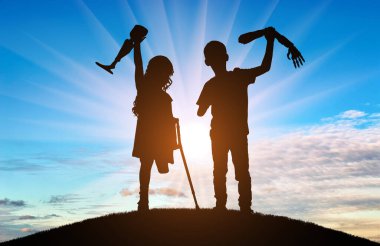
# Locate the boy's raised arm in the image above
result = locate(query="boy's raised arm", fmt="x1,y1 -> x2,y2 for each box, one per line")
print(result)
244,28 -> 275,83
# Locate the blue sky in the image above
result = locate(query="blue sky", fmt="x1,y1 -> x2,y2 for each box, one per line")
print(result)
1,0 -> 380,243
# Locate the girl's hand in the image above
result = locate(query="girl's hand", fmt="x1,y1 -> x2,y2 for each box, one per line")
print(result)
134,36 -> 146,46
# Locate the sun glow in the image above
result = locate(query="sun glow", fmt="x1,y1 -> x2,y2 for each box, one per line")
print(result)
179,121 -> 211,159
2,0 -> 380,243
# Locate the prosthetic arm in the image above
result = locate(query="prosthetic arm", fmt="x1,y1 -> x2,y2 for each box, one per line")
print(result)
238,27 -> 305,68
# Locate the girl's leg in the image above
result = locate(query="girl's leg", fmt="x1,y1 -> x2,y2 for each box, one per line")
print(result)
138,157 -> 154,211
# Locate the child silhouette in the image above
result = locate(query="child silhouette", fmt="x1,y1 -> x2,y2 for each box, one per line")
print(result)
197,27 -> 276,213
132,35 -> 177,211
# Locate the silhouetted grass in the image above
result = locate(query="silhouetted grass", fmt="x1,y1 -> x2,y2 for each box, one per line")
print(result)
2,209 -> 378,245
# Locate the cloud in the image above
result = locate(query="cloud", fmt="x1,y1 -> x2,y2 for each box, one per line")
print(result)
18,214 -> 60,220
18,215 -> 36,220
44,214 -> 60,218
46,194 -> 82,204
0,198 -> 26,207
0,159 -> 45,172
149,188 -> 186,197
20,227 -> 38,233
247,109 -> 380,241
120,188 -> 135,197
338,109 -> 367,119
369,235 -> 380,243
120,188 -> 186,198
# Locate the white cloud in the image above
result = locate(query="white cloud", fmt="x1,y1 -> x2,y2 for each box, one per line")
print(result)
120,187 -> 186,198
370,113 -> 380,118
46,194 -> 82,204
119,188 -> 135,197
20,227 -> 38,233
149,188 -> 186,197
249,110 -> 380,241
338,110 -> 367,119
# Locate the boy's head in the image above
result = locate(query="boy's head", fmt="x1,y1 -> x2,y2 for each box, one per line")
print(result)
204,41 -> 229,67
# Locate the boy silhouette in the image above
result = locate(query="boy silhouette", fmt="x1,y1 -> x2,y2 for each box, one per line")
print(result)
196,27 -> 275,213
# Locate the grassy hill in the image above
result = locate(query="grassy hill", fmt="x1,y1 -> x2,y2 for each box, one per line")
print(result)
2,209 -> 378,245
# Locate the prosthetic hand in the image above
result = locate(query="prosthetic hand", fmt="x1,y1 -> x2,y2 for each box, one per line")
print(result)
286,44 -> 305,68
239,27 -> 305,68
274,30 -> 305,68
96,25 -> 148,74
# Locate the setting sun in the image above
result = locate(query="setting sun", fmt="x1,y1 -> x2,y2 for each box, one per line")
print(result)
180,121 -> 211,159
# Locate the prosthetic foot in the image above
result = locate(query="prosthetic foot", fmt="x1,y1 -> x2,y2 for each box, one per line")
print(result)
95,62 -> 114,75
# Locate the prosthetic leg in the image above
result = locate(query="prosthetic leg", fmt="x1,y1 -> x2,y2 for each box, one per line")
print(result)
96,25 -> 148,74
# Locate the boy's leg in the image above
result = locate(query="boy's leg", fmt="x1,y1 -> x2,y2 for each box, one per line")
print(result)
211,133 -> 229,209
138,157 -> 154,211
230,135 -> 252,211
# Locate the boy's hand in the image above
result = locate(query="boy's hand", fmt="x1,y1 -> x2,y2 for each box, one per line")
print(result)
264,27 -> 275,41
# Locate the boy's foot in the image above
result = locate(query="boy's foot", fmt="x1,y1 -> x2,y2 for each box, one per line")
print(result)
212,205 -> 227,212
240,207 -> 253,214
137,203 -> 149,212
137,200 -> 149,212
95,62 -> 114,74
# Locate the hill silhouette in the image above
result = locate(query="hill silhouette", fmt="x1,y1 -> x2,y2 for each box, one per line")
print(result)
2,209 -> 378,246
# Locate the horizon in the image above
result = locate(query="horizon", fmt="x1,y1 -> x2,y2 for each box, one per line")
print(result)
1,0 -> 379,243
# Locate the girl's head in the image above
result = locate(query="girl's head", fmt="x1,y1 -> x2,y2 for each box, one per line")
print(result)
132,56 -> 174,117
145,55 -> 174,91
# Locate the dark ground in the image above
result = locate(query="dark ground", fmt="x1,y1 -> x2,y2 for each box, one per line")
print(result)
2,209 -> 378,246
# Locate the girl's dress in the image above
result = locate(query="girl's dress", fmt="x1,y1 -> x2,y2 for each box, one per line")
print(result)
132,79 -> 177,165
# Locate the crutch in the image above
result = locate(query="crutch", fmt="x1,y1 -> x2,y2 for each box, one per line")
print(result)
175,118 -> 200,210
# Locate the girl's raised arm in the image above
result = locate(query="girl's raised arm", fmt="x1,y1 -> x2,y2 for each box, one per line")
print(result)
134,39 -> 144,90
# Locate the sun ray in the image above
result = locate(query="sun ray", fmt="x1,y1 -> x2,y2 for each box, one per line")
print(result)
252,84 -> 345,125
76,1 -> 118,50
129,0 -> 188,105
21,35 -> 137,111
222,0 -> 241,44
120,0 -> 155,58
17,116 -> 133,141
250,70 -> 380,125
77,0 -> 134,71
289,0 -> 331,42
249,48 -> 336,111
166,0 -> 210,137
248,35 -> 357,113
231,0 -> 279,69
185,0 -> 208,92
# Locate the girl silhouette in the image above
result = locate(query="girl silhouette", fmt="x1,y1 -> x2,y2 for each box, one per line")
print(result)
132,36 -> 177,211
